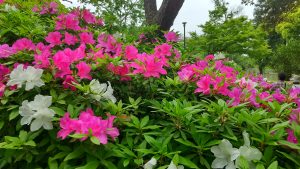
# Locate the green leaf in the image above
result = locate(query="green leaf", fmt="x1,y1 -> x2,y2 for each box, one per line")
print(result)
50,107 -> 65,116
270,121 -> 289,132
172,154 -> 179,165
175,138 -> 196,147
69,134 -> 86,139
90,136 -> 100,145
256,164 -> 265,169
19,130 -> 27,142
64,148 -> 83,161
131,115 -> 140,127
278,140 -> 300,150
9,109 -> 19,121
277,151 -> 300,166
140,116 -> 149,128
0,121 -> 4,130
123,159 -> 130,167
237,156 -> 250,169
76,161 -> 100,169
24,140 -> 36,147
179,156 -> 199,169
48,157 -> 58,169
267,161 -> 278,169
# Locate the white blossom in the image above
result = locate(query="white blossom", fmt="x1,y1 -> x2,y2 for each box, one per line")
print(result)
19,95 -> 54,131
89,79 -> 117,103
211,139 -> 240,169
237,131 -> 262,169
167,161 -> 184,169
143,157 -> 157,169
7,64 -> 44,91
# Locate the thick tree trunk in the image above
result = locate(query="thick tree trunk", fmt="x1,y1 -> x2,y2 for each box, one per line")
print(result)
144,0 -> 185,31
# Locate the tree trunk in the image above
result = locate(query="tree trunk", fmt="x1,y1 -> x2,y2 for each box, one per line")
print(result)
144,0 -> 185,31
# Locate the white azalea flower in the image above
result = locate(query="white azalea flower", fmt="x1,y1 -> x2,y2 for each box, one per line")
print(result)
167,161 -> 184,169
89,79 -> 117,103
237,131 -> 262,169
143,157 -> 157,169
211,139 -> 240,169
7,64 -> 44,91
19,95 -> 54,131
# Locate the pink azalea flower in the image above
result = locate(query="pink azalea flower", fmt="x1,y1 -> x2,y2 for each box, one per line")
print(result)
12,38 -> 35,52
34,52 -> 50,68
178,68 -> 194,82
249,90 -> 260,108
228,87 -> 243,106
0,44 -> 15,58
0,64 -> 10,82
131,54 -> 167,78
45,31 -> 62,46
64,32 -> 78,45
195,75 -> 212,95
96,18 -> 104,26
0,0 -> 4,4
48,2 -> 58,14
97,34 -> 122,58
195,60 -> 208,70
0,83 -> 5,97
58,108 -> 119,145
62,75 -> 77,91
82,9 -> 97,24
55,13 -> 81,31
76,62 -> 92,80
205,54 -> 214,61
287,129 -> 298,144
125,45 -> 138,61
107,63 -> 131,81
53,51 -> 72,78
154,43 -> 172,57
289,88 -> 300,100
174,49 -> 181,59
79,32 -> 95,45
259,92 -> 273,102
32,5 -> 39,12
164,31 -> 179,42
272,89 -> 286,103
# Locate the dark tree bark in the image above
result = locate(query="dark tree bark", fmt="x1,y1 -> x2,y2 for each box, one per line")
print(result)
144,0 -> 185,31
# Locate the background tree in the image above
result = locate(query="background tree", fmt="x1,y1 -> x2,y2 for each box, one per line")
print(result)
187,0 -> 271,73
79,0 -> 184,31
272,6 -> 300,75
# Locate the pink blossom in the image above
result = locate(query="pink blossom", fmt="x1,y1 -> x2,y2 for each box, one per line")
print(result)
213,77 -> 230,96
96,18 -> 104,26
205,54 -> 215,61
178,68 -> 194,82
195,60 -> 208,70
45,31 -> 62,46
76,62 -> 92,80
107,63 -> 131,81
53,51 -> 72,77
154,43 -> 172,57
34,52 -> 50,68
0,64 -> 10,82
79,32 -> 95,44
228,87 -> 243,106
82,9 -> 97,24
97,34 -> 122,58
55,13 -> 81,31
195,75 -> 212,95
64,32 -> 78,45
272,89 -> 286,103
131,54 -> 167,78
174,49 -> 181,59
125,45 -> 138,61
48,2 -> 58,14
289,88 -> 300,100
259,92 -> 273,102
0,44 -> 15,58
32,5 -> 39,12
0,83 -> 5,97
287,129 -> 298,144
164,31 -> 179,42
249,90 -> 260,108
12,38 -> 35,52
0,0 -> 4,4
58,108 -> 119,144
63,75 -> 77,91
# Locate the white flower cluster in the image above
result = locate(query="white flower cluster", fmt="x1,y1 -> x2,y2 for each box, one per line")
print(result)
88,79 -> 117,103
7,64 -> 44,91
211,131 -> 262,169
19,95 -> 54,131
143,157 -> 184,169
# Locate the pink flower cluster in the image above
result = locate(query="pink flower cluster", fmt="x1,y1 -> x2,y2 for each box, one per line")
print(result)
0,64 -> 10,97
58,108 -> 119,144
32,2 -> 58,15
164,31 -> 179,42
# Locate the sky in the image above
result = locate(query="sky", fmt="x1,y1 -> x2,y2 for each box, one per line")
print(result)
61,0 -> 255,35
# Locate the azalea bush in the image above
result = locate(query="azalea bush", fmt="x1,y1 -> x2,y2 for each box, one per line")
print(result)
0,1 -> 300,169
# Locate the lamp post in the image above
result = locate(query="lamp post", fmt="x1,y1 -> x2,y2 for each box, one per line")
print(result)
182,22 -> 187,49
